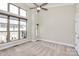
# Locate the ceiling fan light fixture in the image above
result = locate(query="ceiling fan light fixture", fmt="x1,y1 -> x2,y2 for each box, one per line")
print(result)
37,7 -> 41,10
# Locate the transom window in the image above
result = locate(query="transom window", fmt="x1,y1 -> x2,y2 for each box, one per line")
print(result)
0,3 -> 27,17
9,4 -> 19,15
0,3 -> 7,11
9,3 -> 26,17
20,9 -> 26,17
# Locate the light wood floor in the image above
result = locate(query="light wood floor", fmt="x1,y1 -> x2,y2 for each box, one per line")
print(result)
0,40 -> 78,56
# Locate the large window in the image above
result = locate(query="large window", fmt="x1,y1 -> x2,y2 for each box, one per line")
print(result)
9,4 -> 19,15
0,3 -> 27,44
20,19 -> 27,39
10,17 -> 19,41
0,15 -> 7,43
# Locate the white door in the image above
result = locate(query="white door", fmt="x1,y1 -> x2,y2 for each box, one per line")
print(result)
75,17 -> 79,54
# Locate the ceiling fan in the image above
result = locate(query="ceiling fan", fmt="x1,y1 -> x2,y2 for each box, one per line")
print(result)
30,3 -> 48,12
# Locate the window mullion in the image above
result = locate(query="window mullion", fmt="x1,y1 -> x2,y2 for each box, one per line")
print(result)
18,19 -> 20,40
18,7 -> 20,40
26,20 -> 27,38
6,3 -> 10,42
7,16 -> 10,42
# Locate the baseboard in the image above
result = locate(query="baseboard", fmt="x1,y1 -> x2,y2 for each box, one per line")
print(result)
39,39 -> 75,48
0,39 -> 30,50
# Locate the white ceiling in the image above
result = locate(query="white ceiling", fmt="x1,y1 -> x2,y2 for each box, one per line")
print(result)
14,3 -> 74,10
24,3 -> 74,8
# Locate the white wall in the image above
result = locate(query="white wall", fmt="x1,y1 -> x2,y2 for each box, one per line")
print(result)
30,9 -> 37,41
75,3 -> 79,55
39,4 -> 75,46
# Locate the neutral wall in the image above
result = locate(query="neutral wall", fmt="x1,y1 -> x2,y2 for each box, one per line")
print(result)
75,4 -> 79,54
39,5 -> 75,45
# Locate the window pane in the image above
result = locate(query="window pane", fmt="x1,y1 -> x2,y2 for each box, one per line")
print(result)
10,32 -> 18,41
9,4 -> 18,15
20,19 -> 27,39
0,3 -> 7,11
20,9 -> 26,17
10,17 -> 19,41
0,15 -> 7,44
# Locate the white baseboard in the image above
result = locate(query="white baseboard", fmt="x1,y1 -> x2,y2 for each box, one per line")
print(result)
0,38 -> 75,51
39,39 -> 75,47
0,39 -> 30,50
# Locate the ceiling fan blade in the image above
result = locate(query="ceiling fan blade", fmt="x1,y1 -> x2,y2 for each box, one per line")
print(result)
33,3 -> 39,7
40,3 -> 48,7
41,7 -> 48,11
30,7 -> 37,9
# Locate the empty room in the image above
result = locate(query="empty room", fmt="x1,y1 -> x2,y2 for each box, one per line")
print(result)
0,3 -> 79,56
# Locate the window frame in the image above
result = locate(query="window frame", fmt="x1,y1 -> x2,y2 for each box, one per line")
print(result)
0,3 -> 27,44
8,3 -> 27,17
8,3 -> 27,42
